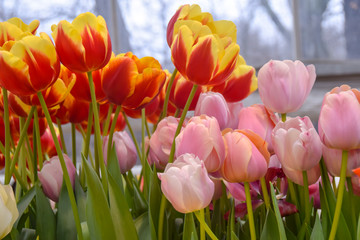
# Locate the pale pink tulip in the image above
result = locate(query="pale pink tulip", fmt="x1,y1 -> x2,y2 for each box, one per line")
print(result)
147,116 -> 180,170
220,129 -> 270,182
176,115 -> 225,173
226,101 -> 244,129
282,164 -> 321,186
38,154 -> 76,202
272,116 -> 322,171
158,153 -> 214,213
103,131 -> 137,174
238,104 -> 278,153
257,60 -> 316,113
194,92 -> 230,130
322,145 -> 360,177
318,85 -> 360,150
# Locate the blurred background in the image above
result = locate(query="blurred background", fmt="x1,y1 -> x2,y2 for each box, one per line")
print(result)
1,0 -> 359,163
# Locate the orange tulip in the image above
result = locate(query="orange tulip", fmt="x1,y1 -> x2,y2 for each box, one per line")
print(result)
51,12 -> 112,73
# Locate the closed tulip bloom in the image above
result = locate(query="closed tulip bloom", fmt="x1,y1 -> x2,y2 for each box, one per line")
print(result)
322,145 -> 360,177
0,17 -> 39,47
0,184 -> 19,239
257,60 -> 316,113
238,104 -> 278,153
38,154 -> 76,202
272,116 -> 322,171
148,117 -> 180,170
194,92 -> 230,130
51,12 -> 112,73
226,101 -> 243,129
220,129 -> 270,183
0,34 -> 60,96
318,85 -> 360,150
282,164 -> 321,186
176,115 -> 225,173
158,153 -> 214,213
6,17 -> 39,35
103,131 -> 137,173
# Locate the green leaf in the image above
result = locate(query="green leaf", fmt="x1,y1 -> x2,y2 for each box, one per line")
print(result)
310,214 -> 324,240
15,186 -> 35,228
260,209 -> 279,240
82,155 -> 117,240
149,166 -> 162,237
231,231 -> 239,240
74,175 -> 87,222
135,212 -> 152,240
35,183 -> 56,240
107,146 -> 124,190
269,184 -> 287,240
57,180 -> 77,240
18,228 -> 36,240
108,172 -> 139,240
183,213 -> 198,240
357,214 -> 360,240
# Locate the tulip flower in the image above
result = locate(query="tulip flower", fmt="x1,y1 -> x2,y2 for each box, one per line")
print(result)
148,116 -> 180,170
51,12 -> 112,73
282,164 -> 321,186
0,17 -> 39,47
257,60 -> 316,114
6,17 -> 39,35
38,154 -> 76,202
194,92 -> 230,130
40,126 -> 61,158
176,115 -> 225,173
220,129 -> 270,183
226,101 -> 243,129
0,34 -> 60,96
238,104 -> 278,153
272,116 -> 322,171
103,131 -> 137,173
318,85 -> 360,150
54,93 -> 89,124
0,184 -> 19,239
158,153 -> 215,213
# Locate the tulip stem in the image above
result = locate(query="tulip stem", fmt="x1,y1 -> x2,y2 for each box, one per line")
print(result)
87,71 -> 108,194
244,182 -> 256,240
2,88 -> 11,184
199,208 -> 205,240
107,105 -> 121,159
122,111 -> 141,158
71,123 -> 77,167
168,84 -> 198,163
260,177 -> 270,210
102,103 -> 113,136
302,171 -> 311,230
194,210 -> 219,240
281,113 -> 286,122
34,110 -> 44,169
9,106 -> 36,181
56,118 -> 67,154
141,108 -> 146,168
160,68 -> 177,121
329,150 -> 348,240
158,195 -> 167,240
287,179 -> 301,230
37,91 -> 83,240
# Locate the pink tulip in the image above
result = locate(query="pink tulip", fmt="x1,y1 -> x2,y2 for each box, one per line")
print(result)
226,101 -> 243,129
103,131 -> 137,174
238,104 -> 278,153
220,129 -> 270,182
148,116 -> 180,170
282,164 -> 320,186
272,116 -> 322,172
38,154 -> 76,202
176,115 -> 225,173
158,153 -> 215,213
257,60 -> 316,113
322,145 -> 360,177
318,85 -> 360,150
194,92 -> 230,130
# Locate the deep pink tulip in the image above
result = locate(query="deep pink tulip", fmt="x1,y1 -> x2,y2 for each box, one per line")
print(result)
38,154 -> 76,202
194,92 -> 230,130
158,153 -> 214,213
238,104 -> 278,153
175,115 -> 225,173
220,129 -> 270,183
257,60 -> 316,113
103,131 -> 137,174
318,85 -> 360,150
148,116 -> 180,170
322,145 -> 360,177
272,116 -> 322,172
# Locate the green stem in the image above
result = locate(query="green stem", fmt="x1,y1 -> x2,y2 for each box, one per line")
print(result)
71,123 -> 77,167
56,118 -> 67,154
194,210 -> 219,240
87,71 -> 108,193
141,108 -> 146,167
168,84 -> 198,163
9,107 -> 36,180
78,123 -> 95,169
37,91 -> 83,240
329,150 -> 348,240
160,68 -> 177,121
102,103 -> 114,136
302,171 -> 310,228
83,104 -> 93,160
287,179 -> 301,230
174,108 -> 180,118
0,141 -> 5,157
200,208 -> 205,240
158,195 -> 167,240
122,111 -> 141,158
3,88 -> 11,184
145,119 -> 151,138
260,177 -> 270,210
244,182 -> 256,240
106,106 -> 121,161
346,177 -> 357,238
33,110 -> 44,169
281,113 -> 286,122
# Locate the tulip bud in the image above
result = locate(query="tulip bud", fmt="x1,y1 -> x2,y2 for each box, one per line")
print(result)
38,154 -> 76,202
0,184 -> 19,239
158,153 -> 214,213
103,131 -> 137,173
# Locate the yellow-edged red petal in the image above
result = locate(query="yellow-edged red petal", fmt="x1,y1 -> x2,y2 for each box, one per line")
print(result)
171,25 -> 194,75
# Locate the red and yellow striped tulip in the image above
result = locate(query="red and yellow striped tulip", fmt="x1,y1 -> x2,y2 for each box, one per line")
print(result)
51,12 -> 112,73
6,17 -> 39,35
0,18 -> 39,47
